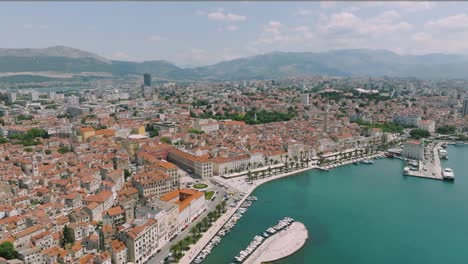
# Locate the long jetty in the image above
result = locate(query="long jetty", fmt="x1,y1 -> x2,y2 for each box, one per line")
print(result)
243,222 -> 308,264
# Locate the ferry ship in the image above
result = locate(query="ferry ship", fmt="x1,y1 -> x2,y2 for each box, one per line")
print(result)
442,168 -> 455,181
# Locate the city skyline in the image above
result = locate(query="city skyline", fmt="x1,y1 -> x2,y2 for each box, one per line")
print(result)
1,1 -> 468,66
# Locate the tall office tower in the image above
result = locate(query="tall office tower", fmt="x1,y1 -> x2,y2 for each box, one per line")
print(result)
7,92 -> 16,103
31,91 -> 39,101
300,93 -> 310,106
463,97 -> 468,117
143,73 -> 151,86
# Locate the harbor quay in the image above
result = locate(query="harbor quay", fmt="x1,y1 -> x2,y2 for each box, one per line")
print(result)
178,165 -> 318,264
179,152 -> 383,264
404,142 -> 444,180
243,222 -> 308,264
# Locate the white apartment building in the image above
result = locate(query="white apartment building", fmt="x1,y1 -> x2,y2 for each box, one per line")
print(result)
402,140 -> 424,160
212,155 -> 250,176
394,115 -> 421,127
300,93 -> 310,106
419,120 -> 435,133
161,189 -> 206,231
193,119 -> 219,133
125,219 -> 159,264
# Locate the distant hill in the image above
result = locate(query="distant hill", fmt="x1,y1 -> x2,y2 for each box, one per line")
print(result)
1,46 -> 468,80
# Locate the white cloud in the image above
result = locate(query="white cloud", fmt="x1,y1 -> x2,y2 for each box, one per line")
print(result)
147,35 -> 168,42
359,2 -> 435,12
207,11 -> 247,22
373,10 -> 401,23
320,2 -> 337,9
411,32 -> 431,42
294,8 -> 312,16
319,11 -> 413,37
250,10 -> 419,55
393,2 -> 435,12
426,14 -> 468,30
253,21 -> 314,46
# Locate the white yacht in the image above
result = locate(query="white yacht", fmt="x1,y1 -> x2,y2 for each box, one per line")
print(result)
438,149 -> 448,159
442,168 -> 455,181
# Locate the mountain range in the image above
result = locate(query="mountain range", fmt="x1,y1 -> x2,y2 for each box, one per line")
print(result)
1,46 -> 468,81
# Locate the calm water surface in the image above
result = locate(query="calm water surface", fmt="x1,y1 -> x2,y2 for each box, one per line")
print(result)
203,145 -> 468,264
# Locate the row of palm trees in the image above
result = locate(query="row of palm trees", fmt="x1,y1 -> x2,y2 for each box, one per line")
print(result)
169,201 -> 227,261
246,157 -> 313,182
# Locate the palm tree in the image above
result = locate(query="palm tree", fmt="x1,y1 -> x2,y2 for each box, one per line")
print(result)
221,200 -> 227,212
201,218 -> 209,231
267,167 -> 272,177
170,244 -> 179,256
216,204 -> 223,215
190,226 -> 198,238
196,222 -> 203,234
247,170 -> 252,182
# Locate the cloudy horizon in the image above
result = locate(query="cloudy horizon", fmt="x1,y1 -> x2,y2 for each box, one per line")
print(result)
1,1 -> 468,66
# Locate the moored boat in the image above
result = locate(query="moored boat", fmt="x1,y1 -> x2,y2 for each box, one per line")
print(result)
442,168 -> 455,181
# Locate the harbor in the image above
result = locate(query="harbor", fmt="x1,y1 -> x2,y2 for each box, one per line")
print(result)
201,145 -> 468,264
242,220 -> 308,264
192,196 -> 258,264
233,217 -> 295,263
403,141 -> 454,181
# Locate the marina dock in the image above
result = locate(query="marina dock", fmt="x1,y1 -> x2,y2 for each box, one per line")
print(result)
405,142 -> 443,180
243,222 -> 308,264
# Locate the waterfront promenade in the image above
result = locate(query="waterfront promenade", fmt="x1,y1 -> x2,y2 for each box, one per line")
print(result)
178,165 -> 318,264
244,222 -> 308,264
179,152 -> 382,264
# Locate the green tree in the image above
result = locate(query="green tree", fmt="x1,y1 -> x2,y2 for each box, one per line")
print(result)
436,125 -> 457,135
0,241 -> 17,260
160,137 -> 172,144
62,225 -> 75,245
123,169 -> 131,180
410,129 -> 430,139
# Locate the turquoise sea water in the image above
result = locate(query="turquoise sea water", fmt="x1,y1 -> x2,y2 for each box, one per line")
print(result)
203,145 -> 468,264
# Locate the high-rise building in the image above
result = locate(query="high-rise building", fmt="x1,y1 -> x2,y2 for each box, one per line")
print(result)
463,97 -> 468,117
31,91 -> 39,101
7,92 -> 16,103
300,93 -> 310,106
143,73 -> 151,86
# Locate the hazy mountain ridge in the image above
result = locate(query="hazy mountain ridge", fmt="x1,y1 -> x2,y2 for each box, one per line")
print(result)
1,46 -> 468,80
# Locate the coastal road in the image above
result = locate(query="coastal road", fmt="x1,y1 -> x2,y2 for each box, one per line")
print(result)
147,181 -> 237,264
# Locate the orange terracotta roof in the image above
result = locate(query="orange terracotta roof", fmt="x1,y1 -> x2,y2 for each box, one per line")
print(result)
106,206 -> 124,216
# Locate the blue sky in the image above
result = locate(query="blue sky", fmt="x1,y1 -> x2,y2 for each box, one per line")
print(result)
1,1 -> 468,66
